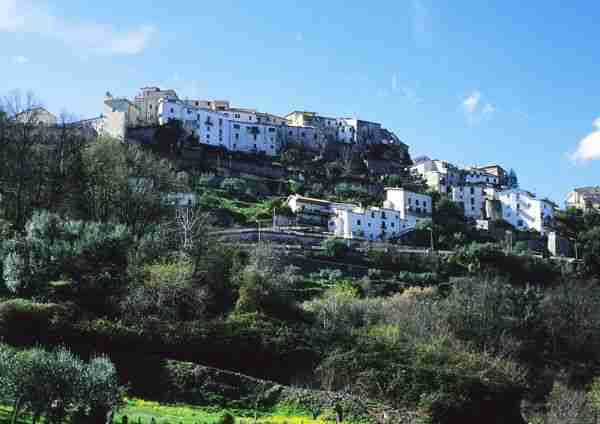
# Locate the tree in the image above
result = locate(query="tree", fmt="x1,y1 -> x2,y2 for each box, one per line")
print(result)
0,344 -> 124,424
77,355 -> 126,424
507,169 -> 519,188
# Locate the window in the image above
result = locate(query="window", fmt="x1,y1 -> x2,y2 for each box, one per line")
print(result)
170,108 -> 174,113
234,113 -> 240,119
289,131 -> 293,136
235,134 -> 239,140
219,129 -> 223,136
391,222 -> 395,227
233,124 -> 240,129
249,116 -> 252,120
197,114 -> 201,120
470,187 -> 475,195
268,127 -> 275,132
195,102 -> 199,106
423,201 -> 427,208
371,212 -> 375,218
357,220 -> 362,225
219,118 -> 223,126
253,144 -> 257,149
301,132 -> 305,137
416,199 -> 420,206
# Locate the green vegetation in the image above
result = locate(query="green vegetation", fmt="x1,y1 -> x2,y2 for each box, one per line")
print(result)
4,101 -> 600,423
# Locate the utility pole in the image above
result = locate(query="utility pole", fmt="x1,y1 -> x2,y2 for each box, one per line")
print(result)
429,227 -> 435,252
258,221 -> 261,244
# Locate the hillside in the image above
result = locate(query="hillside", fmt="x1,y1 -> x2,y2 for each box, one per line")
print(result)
1,124 -> 600,424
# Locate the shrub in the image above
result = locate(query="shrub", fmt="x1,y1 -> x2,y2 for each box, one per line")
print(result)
216,412 -> 235,424
0,299 -> 77,344
321,238 -> 348,259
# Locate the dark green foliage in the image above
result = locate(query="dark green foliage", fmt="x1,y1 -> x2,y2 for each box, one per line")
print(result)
0,299 -> 78,345
321,237 -> 348,259
449,243 -> 561,285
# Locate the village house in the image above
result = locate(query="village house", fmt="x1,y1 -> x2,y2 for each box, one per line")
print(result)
329,206 -> 409,241
449,184 -> 488,219
15,107 -> 58,126
566,187 -> 600,212
493,188 -> 555,235
383,187 -> 433,228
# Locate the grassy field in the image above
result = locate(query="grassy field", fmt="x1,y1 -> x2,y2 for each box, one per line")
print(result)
0,400 -> 332,424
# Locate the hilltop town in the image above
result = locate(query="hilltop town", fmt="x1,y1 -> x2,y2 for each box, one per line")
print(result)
5,85 -> 600,423
12,85 -> 590,257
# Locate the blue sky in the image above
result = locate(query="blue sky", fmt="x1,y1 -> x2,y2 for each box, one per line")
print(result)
1,0 -> 599,205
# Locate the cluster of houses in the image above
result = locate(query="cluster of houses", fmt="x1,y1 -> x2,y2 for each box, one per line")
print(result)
102,86 -> 409,157
10,86 -> 600,247
287,188 -> 433,241
287,157 -> 558,242
409,158 -> 556,236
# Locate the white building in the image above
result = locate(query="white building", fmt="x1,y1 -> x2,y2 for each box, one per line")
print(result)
494,189 -> 555,234
103,94 -> 140,139
329,206 -> 410,241
134,87 -> 179,124
158,99 -> 281,156
565,187 -> 600,212
463,167 -> 499,185
286,194 -> 356,215
383,188 -> 432,228
15,107 -> 57,126
410,159 -> 461,194
449,184 -> 487,219
163,192 -> 198,207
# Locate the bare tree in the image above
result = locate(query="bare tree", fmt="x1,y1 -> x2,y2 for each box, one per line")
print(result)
175,204 -> 208,251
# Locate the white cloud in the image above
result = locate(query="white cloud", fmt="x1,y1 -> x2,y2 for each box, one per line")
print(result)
570,118 -> 600,164
460,90 -> 495,124
0,0 -> 155,55
13,55 -> 29,64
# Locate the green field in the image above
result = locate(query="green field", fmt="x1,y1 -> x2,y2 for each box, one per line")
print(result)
0,400 -> 332,424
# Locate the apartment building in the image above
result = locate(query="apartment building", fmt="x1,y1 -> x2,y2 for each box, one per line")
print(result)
383,187 -> 433,228
410,159 -> 461,194
449,184 -> 487,219
495,188 -> 555,234
566,187 -> 600,212
329,206 -> 410,241
134,87 -> 179,124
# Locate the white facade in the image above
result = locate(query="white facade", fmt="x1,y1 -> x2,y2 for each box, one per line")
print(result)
495,189 -> 554,234
134,87 -> 178,124
103,95 -> 140,139
329,207 -> 410,241
163,192 -> 198,207
566,187 -> 600,211
449,184 -> 487,219
15,107 -> 57,126
286,195 -> 356,215
158,99 -> 281,156
383,188 -> 432,228
464,168 -> 498,185
410,159 -> 461,194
